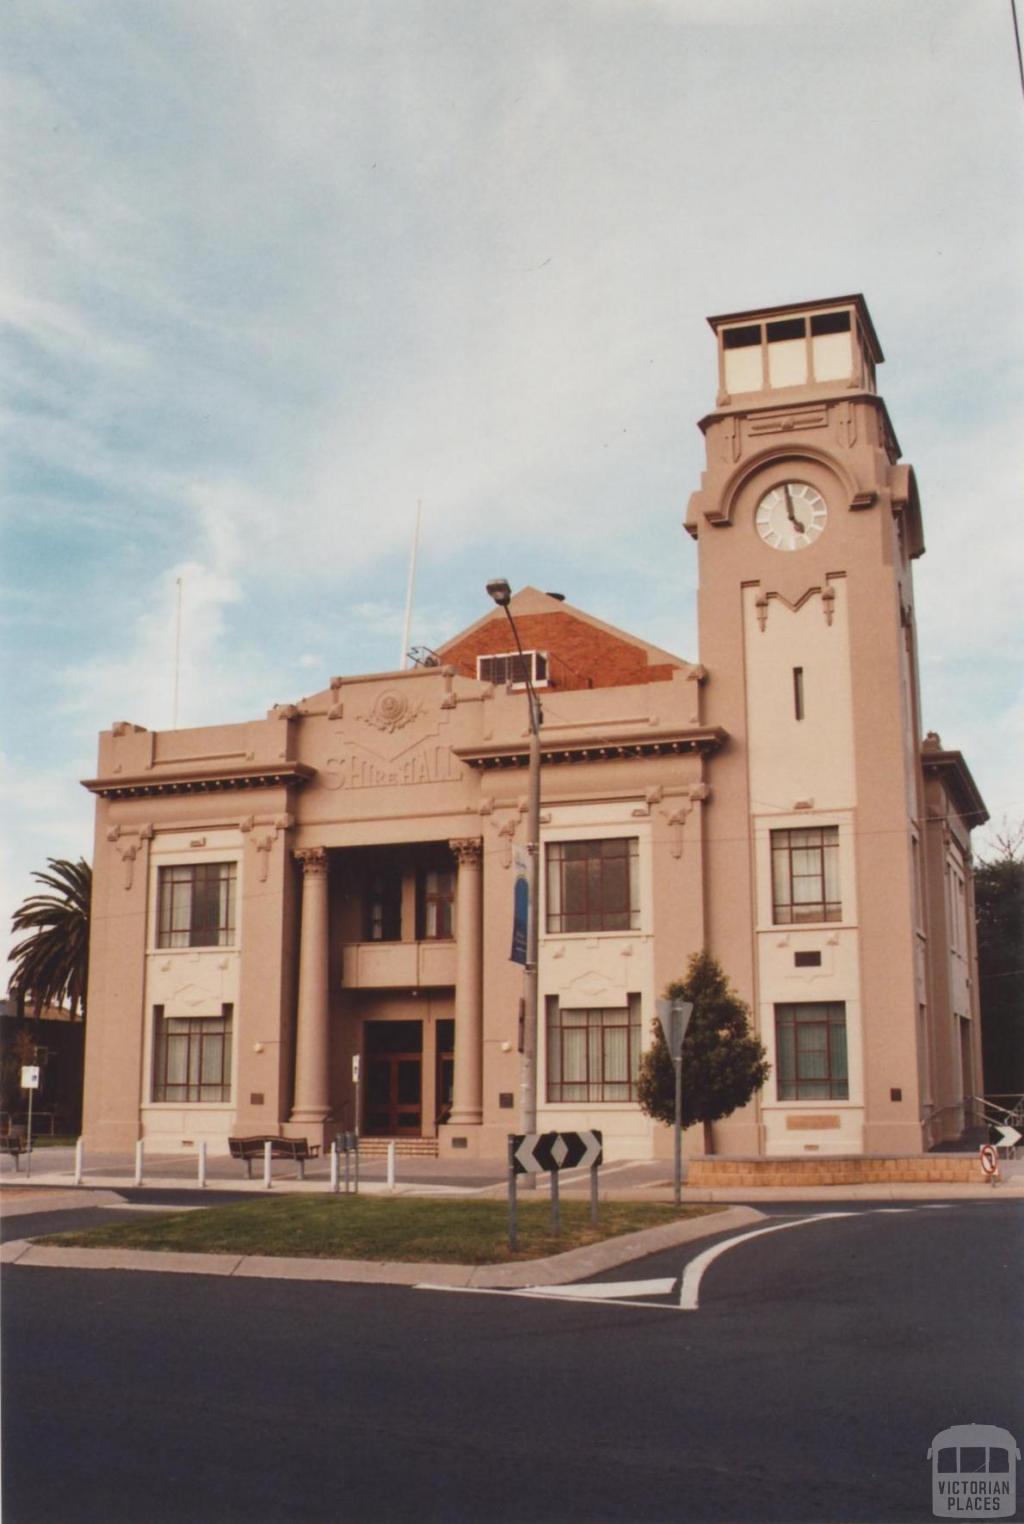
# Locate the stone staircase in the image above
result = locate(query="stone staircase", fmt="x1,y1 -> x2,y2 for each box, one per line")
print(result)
356,1137 -> 439,1159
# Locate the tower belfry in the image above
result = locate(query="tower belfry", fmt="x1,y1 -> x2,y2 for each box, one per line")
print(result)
710,293 -> 883,405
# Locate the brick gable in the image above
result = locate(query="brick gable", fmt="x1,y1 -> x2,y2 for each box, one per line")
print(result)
440,608 -> 680,691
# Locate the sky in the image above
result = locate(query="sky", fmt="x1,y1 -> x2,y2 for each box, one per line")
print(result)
2,0 -> 1022,963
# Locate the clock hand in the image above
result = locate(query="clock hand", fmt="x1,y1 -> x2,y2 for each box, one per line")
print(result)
783,484 -> 805,534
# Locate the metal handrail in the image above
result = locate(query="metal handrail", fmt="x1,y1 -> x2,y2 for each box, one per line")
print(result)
921,1094 -> 1022,1155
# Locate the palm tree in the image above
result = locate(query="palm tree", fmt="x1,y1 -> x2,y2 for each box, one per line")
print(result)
8,858 -> 92,1021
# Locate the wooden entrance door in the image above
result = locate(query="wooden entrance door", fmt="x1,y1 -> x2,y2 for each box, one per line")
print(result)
363,1021 -> 422,1136
435,1018 -> 454,1126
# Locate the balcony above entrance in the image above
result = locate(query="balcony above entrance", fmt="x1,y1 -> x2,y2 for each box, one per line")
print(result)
341,940 -> 458,990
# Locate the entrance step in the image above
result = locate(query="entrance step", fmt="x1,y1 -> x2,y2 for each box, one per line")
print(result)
357,1137 -> 439,1159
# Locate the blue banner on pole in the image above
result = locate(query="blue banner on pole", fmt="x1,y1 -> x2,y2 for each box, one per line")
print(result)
510,845 -> 529,964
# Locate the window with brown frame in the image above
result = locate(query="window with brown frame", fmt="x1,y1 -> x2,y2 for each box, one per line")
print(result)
545,838 -> 640,934
366,868 -> 403,942
419,868 -> 455,940
770,826 -> 840,924
775,1002 -> 848,1100
546,996 -> 642,1102
152,1004 -> 233,1103
157,862 -> 237,948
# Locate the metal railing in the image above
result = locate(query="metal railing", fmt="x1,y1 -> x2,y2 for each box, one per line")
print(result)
922,1093 -> 1023,1155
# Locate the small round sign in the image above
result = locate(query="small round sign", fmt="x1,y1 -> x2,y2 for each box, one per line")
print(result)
979,1143 -> 998,1176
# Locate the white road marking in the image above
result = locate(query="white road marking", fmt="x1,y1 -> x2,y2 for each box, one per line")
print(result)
415,1283 -> 680,1311
419,1206 -> 946,1314
678,1212 -> 857,1310
518,1276 -> 676,1300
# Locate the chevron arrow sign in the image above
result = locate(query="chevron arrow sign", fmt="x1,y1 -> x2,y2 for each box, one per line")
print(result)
512,1130 -> 603,1175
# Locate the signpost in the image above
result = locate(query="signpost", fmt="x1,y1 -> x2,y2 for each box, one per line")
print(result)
656,997 -> 694,1206
994,1123 -> 1021,1156
351,1054 -> 361,1141
508,1130 -> 603,1249
20,1065 -> 40,1179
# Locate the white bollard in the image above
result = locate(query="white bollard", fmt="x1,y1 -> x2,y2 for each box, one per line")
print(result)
134,1139 -> 144,1187
263,1138 -> 273,1189
330,1141 -> 340,1194
198,1140 -> 207,1189
386,1140 -> 396,1191
74,1137 -> 84,1186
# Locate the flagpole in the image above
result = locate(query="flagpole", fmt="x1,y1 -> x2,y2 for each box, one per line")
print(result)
172,576 -> 183,728
400,500 -> 422,669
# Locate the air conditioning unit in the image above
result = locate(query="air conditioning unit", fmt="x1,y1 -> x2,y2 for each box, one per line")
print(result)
477,651 -> 549,689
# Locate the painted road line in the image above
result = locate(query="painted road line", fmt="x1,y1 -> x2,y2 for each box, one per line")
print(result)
519,1277 -> 677,1300
415,1283 -> 681,1312
679,1212 -> 857,1311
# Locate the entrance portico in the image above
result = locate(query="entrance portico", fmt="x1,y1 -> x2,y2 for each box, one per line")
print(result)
287,835 -> 485,1147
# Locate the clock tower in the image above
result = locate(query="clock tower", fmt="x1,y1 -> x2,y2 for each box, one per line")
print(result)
687,295 -> 933,1157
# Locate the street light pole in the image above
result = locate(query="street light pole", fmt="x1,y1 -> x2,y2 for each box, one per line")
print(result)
486,579 -> 541,1137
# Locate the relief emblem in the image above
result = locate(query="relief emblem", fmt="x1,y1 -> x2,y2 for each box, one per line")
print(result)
360,691 -> 423,735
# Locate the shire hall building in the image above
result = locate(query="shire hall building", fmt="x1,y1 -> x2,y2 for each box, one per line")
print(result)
81,294 -> 987,1165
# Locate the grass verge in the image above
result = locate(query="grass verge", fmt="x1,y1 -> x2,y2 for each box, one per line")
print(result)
40,1196 -> 720,1264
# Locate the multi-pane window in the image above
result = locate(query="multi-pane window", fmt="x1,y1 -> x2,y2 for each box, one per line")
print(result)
421,869 -> 455,939
152,1004 -> 233,1103
367,869 -> 403,942
770,827 -> 840,924
157,862 -> 237,948
546,838 -> 640,934
775,1002 -> 848,1100
546,996 -> 642,1102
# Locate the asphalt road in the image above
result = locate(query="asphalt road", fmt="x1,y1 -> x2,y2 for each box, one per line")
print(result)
3,1202 -> 1022,1524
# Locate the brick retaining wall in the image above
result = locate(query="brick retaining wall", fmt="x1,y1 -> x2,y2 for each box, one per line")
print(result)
688,1155 -> 986,1187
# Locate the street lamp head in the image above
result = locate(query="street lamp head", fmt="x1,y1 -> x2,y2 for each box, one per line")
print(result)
486,578 -> 512,608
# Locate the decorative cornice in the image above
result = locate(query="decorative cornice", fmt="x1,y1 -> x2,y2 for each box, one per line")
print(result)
921,745 -> 989,829
82,763 -> 316,801
454,727 -> 726,771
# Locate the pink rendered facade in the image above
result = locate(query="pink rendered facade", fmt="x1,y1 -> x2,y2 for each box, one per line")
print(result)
81,294 -> 986,1161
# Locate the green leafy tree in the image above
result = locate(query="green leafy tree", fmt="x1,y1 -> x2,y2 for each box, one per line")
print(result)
8,858 -> 92,1021
637,949 -> 770,1154
976,825 -> 1024,1097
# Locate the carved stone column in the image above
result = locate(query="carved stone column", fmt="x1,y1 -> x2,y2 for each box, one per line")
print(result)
291,848 -> 331,1129
447,838 -> 484,1127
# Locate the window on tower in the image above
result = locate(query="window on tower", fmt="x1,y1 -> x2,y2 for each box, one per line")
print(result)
775,1002 -> 849,1100
771,826 -> 841,924
793,667 -> 805,721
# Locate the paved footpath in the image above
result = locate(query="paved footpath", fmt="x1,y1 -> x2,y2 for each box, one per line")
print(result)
2,1152 -> 1020,1288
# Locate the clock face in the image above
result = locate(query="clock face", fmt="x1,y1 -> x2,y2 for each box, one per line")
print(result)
755,482 -> 828,551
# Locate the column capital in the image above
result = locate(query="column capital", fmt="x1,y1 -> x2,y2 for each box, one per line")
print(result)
294,847 -> 328,877
449,837 -> 483,868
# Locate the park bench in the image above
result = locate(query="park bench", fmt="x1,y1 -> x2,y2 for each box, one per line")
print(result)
228,1135 -> 321,1180
0,1135 -> 26,1171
